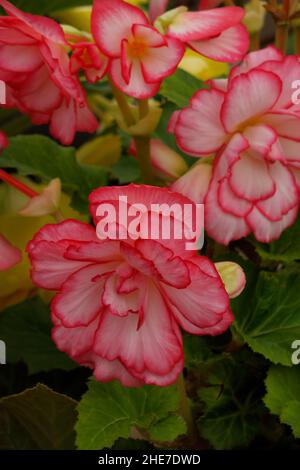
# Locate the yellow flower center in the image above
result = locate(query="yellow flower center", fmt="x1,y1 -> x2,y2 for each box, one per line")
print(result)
127,38 -> 148,59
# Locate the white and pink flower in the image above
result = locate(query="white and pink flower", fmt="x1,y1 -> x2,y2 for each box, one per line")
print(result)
27,185 -> 239,387
171,47 -> 300,244
0,235 -> 22,271
91,0 -> 185,99
0,0 -> 98,145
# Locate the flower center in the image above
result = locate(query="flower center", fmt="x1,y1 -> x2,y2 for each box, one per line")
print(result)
127,38 -> 148,59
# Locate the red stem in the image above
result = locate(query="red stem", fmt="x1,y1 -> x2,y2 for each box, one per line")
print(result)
0,169 -> 38,198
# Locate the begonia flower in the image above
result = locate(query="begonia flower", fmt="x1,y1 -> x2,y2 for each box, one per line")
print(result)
27,185 -> 240,386
171,47 -> 300,244
91,0 -> 185,98
0,0 -> 98,145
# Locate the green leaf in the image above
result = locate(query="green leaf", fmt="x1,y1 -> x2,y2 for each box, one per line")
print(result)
0,297 -> 76,373
0,384 -> 77,449
264,365 -> 300,439
111,155 -> 141,183
2,1 -> 92,15
183,335 -> 213,368
232,267 -> 300,366
198,355 -> 261,449
76,379 -> 184,450
149,415 -> 187,442
254,215 -> 300,262
159,68 -> 207,108
281,401 -> 300,438
0,135 -> 107,213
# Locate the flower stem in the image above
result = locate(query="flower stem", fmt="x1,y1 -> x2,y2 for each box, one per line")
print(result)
109,79 -> 136,127
250,32 -> 260,51
275,22 -> 289,53
294,26 -> 300,54
0,169 -> 38,198
135,99 -> 153,184
177,374 -> 200,447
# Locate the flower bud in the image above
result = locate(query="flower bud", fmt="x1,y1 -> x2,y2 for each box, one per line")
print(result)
215,261 -> 246,298
19,178 -> 61,218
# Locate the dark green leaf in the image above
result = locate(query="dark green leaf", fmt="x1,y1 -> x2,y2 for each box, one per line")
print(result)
159,69 -> 207,108
0,384 -> 77,449
0,297 -> 76,373
0,135 -> 107,213
232,267 -> 300,365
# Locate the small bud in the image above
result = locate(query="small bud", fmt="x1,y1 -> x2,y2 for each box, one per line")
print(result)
179,49 -> 229,81
243,0 -> 266,35
0,234 -> 22,271
19,178 -> 61,218
130,139 -> 188,180
215,261 -> 246,299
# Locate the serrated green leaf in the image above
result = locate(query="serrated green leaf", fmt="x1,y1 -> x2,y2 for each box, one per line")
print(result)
0,297 -> 76,373
200,405 -> 257,450
264,365 -> 300,439
0,135 -> 107,213
159,69 -> 207,108
149,415 -> 187,442
254,215 -> 300,262
281,401 -> 300,438
232,268 -> 300,366
0,384 -> 77,449
264,365 -> 300,415
76,379 -> 183,450
198,355 -> 261,449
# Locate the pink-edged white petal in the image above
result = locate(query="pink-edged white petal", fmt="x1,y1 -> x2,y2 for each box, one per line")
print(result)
102,273 -> 141,316
91,354 -> 143,387
188,24 -> 249,63
149,0 -> 169,22
135,239 -> 190,288
65,241 -> 122,264
52,264 -> 117,328
109,58 -> 160,99
49,98 -> 76,146
141,37 -> 184,83
94,281 -> 183,379
218,177 -> 252,217
263,112 -> 300,142
0,44 -> 42,72
204,134 -> 251,244
243,124 -> 278,156
0,0 -> 67,44
167,6 -> 245,42
260,55 -> 300,110
27,220 -> 98,289
175,89 -> 226,156
171,162 -> 212,204
256,162 -> 299,221
52,314 -> 100,358
91,0 -> 148,57
132,24 -> 167,47
171,303 -> 233,336
221,69 -> 282,133
230,45 -> 283,80
229,151 -> 276,201
0,234 -> 22,271
246,205 -> 298,243
163,259 -> 230,329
